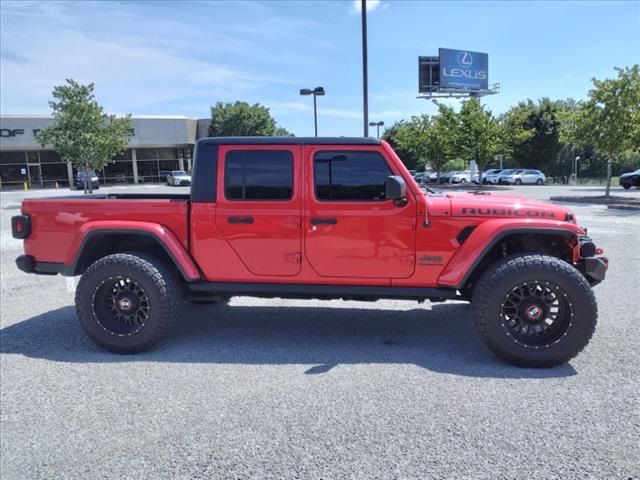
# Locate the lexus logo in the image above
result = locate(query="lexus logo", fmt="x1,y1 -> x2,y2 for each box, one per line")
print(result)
457,51 -> 473,68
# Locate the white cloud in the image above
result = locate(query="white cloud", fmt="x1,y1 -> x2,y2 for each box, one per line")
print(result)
350,0 -> 386,14
0,2 -> 326,115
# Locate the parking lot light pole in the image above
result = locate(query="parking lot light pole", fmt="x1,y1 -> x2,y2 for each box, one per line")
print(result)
300,87 -> 325,137
361,0 -> 369,137
369,121 -> 384,138
574,155 -> 581,184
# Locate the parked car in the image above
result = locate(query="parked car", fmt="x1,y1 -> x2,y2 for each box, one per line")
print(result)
74,170 -> 100,190
166,170 -> 192,186
500,169 -> 546,185
479,169 -> 503,185
437,171 -> 453,184
12,136 -> 608,367
159,170 -> 172,183
619,168 -> 640,189
449,170 -> 471,184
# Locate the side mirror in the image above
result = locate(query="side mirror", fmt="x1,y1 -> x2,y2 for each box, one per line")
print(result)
385,175 -> 407,206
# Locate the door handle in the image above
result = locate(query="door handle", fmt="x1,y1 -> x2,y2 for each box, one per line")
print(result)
227,216 -> 254,224
310,217 -> 337,225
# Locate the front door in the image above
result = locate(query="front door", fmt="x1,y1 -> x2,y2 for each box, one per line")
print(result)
215,145 -> 302,277
304,146 -> 416,279
28,164 -> 43,188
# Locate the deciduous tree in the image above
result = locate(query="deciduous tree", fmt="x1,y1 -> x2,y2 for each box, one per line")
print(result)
576,65 -> 640,196
209,101 -> 292,137
35,79 -> 132,193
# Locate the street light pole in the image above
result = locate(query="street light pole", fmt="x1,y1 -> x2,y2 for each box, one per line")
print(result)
575,155 -> 581,184
300,87 -> 325,137
361,0 -> 369,137
369,121 -> 384,139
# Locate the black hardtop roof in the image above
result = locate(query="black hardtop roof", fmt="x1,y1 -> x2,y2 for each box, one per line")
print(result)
197,136 -> 381,146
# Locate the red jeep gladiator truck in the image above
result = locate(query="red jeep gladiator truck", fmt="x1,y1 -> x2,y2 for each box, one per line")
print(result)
12,137 -> 608,367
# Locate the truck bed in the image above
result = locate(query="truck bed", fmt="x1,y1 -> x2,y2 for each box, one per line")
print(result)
21,195 -> 190,265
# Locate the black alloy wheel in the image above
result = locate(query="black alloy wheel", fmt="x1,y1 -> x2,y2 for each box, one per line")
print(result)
500,280 -> 573,348
76,252 -> 180,353
92,276 -> 150,336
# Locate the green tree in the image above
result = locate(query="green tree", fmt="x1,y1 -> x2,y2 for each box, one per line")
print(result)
209,101 -> 292,137
382,121 -> 421,169
35,79 -> 132,193
393,115 -> 431,172
456,98 -> 502,183
426,103 -> 459,181
576,65 -> 640,196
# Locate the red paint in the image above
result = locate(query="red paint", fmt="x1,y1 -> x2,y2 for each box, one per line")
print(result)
17,140 -> 603,290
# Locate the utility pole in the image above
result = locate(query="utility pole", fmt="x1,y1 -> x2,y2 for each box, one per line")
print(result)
361,0 -> 369,137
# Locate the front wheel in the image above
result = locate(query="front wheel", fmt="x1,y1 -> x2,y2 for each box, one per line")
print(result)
622,184 -> 631,189
471,254 -> 597,368
75,252 -> 180,353
515,179 -> 522,185
536,179 -> 543,185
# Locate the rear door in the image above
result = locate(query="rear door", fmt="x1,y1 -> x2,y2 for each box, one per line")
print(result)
303,146 -> 416,279
215,145 -> 302,277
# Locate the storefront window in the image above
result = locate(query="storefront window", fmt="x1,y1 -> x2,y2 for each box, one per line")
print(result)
136,149 -> 159,160
41,163 -> 68,187
40,151 -> 63,163
137,160 -> 160,183
0,151 -> 26,164
0,164 -> 29,186
103,160 -> 134,183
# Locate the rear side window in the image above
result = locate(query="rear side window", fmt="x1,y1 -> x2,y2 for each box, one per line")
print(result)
225,150 -> 293,201
314,151 -> 392,201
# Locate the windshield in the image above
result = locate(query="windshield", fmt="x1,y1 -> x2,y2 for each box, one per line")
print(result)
173,171 -> 188,177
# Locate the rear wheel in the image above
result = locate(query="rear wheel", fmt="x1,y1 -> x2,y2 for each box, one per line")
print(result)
471,254 -> 597,367
515,179 -> 522,185
75,252 -> 180,353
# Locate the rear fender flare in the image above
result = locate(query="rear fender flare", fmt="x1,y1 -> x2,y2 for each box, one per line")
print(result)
437,219 -> 584,289
67,221 -> 200,281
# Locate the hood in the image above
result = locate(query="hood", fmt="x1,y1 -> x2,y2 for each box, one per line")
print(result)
446,191 -> 572,221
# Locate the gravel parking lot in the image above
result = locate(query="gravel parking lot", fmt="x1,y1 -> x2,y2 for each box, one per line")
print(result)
1,184 -> 639,479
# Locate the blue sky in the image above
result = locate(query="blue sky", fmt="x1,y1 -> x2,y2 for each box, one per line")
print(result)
1,0 -> 638,137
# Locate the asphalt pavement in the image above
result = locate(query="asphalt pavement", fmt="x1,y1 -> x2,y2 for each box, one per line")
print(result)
1,184 -> 639,479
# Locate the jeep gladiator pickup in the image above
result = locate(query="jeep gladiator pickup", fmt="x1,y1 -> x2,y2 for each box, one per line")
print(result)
12,137 -> 608,367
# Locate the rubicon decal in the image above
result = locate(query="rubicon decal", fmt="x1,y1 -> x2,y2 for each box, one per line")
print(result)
460,207 -> 556,218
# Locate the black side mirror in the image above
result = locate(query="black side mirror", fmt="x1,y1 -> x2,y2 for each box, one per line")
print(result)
386,175 -> 407,206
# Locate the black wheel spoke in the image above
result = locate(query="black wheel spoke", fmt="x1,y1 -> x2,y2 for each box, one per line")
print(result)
500,280 -> 573,348
93,276 -> 150,336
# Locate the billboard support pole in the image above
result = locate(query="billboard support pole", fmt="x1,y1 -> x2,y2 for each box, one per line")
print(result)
361,0 -> 369,137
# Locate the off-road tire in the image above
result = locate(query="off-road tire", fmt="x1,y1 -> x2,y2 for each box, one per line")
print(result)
75,252 -> 180,353
471,254 -> 597,368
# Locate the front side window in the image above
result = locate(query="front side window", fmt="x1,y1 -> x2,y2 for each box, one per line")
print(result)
314,151 -> 392,201
225,150 -> 293,201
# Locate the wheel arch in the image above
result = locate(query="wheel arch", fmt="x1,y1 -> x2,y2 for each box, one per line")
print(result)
438,223 -> 582,291
67,223 -> 200,281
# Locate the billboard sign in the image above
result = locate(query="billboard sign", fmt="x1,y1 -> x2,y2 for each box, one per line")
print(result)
439,48 -> 488,90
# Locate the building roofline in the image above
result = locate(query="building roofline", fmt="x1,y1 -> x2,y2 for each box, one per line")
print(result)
0,114 -> 201,120
197,136 -> 381,146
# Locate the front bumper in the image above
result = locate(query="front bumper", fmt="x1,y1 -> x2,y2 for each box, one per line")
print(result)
579,256 -> 608,286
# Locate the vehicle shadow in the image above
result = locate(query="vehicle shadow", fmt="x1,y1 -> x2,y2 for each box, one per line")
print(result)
0,302 -> 577,379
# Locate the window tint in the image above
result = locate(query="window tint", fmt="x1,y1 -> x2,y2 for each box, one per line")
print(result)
314,151 -> 392,201
225,150 -> 293,200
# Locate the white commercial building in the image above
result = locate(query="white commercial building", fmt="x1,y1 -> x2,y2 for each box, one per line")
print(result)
0,115 -> 210,189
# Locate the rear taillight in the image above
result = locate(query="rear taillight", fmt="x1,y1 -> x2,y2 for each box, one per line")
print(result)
11,214 -> 31,239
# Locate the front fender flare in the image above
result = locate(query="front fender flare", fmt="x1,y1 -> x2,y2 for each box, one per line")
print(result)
437,219 -> 584,289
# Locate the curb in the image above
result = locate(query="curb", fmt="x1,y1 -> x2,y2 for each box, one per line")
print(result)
607,204 -> 640,211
